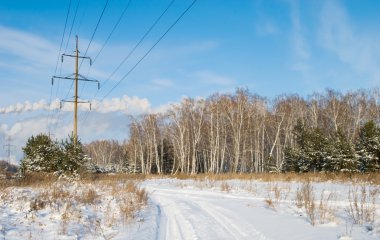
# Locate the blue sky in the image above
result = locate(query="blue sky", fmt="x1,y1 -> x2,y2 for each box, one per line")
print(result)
1,0 -> 380,163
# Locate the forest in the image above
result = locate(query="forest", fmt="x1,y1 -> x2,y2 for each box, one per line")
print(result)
79,88 -> 380,175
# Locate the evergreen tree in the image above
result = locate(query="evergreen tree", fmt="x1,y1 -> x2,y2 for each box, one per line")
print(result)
20,134 -> 61,173
60,134 -> 89,173
356,121 -> 380,172
328,130 -> 358,172
282,147 -> 300,172
289,120 -> 328,172
306,128 -> 328,172
292,120 -> 313,172
19,133 -> 90,175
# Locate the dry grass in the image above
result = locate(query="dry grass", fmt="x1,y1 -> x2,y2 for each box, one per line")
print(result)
264,198 -> 276,211
318,190 -> 336,224
220,181 -> 232,192
0,174 -> 149,238
116,181 -> 148,223
295,182 -> 317,225
264,182 -> 291,211
294,182 -> 339,226
2,172 -> 379,190
77,188 -> 99,205
346,185 -> 379,225
162,172 -> 380,185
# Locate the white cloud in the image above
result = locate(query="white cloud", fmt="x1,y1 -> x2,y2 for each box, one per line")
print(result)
92,95 -> 151,114
0,95 -> 151,115
319,1 -> 380,82
290,0 -> 310,60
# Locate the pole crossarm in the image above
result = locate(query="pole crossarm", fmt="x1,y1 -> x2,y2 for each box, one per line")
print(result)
60,99 -> 92,110
62,53 -> 92,65
52,75 -> 100,89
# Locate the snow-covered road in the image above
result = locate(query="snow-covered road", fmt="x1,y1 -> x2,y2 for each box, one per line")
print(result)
134,179 -> 378,240
150,188 -> 268,240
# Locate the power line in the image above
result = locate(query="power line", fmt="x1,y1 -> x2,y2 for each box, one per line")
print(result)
47,0 -> 72,136
79,0 -> 110,70
53,0 -> 109,136
79,0 -> 132,97
60,0 -> 82,101
101,0 -> 198,100
79,0 -> 176,124
65,0 -> 109,103
100,0 -> 175,93
64,0 -> 82,54
81,0 -> 197,125
75,4 -> 87,34
92,0 -> 132,66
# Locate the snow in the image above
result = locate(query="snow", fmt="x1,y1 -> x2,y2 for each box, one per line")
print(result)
1,178 -> 379,239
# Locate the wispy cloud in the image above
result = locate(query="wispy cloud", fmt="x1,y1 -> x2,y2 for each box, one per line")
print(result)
290,0 -> 310,61
318,0 -> 380,82
0,25 -> 57,68
195,70 -> 235,86
256,18 -> 279,36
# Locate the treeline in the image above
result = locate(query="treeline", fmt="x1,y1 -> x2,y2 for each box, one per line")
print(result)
21,88 -> 380,175
120,88 -> 380,174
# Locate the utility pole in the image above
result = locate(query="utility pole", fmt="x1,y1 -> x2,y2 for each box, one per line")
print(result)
52,35 -> 100,145
3,136 -> 15,164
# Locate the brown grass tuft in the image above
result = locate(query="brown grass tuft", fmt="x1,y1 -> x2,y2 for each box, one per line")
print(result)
220,181 -> 232,192
346,185 -> 379,224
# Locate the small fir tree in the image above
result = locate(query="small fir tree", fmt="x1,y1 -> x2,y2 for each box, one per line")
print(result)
330,130 -> 359,172
356,121 -> 380,172
60,134 -> 89,173
19,134 -> 61,173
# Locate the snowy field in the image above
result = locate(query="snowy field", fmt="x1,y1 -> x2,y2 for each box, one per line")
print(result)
1,177 -> 379,239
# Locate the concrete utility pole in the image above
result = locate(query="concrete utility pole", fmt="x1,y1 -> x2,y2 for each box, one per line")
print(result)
3,136 -> 15,164
52,35 -> 100,145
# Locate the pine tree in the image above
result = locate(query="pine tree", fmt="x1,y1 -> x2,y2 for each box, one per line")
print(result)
60,134 -> 89,173
307,128 -> 328,172
329,130 -> 359,172
356,121 -> 380,172
20,134 -> 61,173
291,120 -> 328,172
283,147 -> 300,172
19,133 -> 90,176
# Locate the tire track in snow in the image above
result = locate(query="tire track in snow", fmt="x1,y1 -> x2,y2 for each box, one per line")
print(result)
151,191 -> 198,240
198,202 -> 270,240
148,186 -> 270,240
